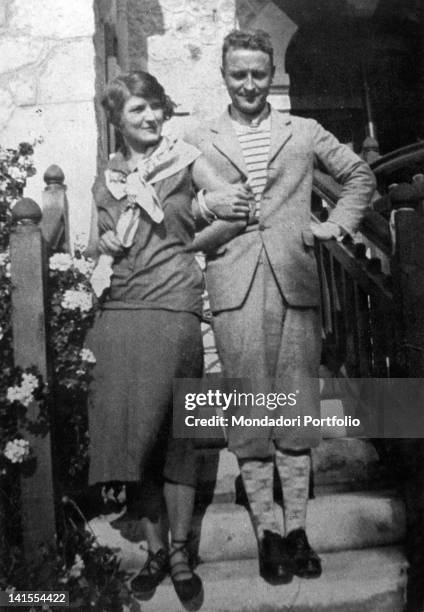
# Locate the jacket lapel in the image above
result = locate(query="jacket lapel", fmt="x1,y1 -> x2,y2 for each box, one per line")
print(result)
268,109 -> 293,165
211,110 -> 249,178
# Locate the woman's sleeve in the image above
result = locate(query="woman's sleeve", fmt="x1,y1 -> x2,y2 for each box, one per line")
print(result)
97,207 -> 116,234
92,173 -> 119,235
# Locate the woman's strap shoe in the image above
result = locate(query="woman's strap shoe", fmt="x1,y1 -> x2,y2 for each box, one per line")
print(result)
131,548 -> 169,596
169,540 -> 203,604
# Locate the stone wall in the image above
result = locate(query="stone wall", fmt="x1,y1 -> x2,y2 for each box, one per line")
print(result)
0,0 -> 298,240
125,0 -> 237,136
0,0 -> 97,243
123,0 -> 296,137
0,0 -> 380,242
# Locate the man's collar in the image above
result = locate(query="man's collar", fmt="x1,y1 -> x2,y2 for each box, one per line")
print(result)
228,103 -> 271,128
210,105 -> 293,169
211,105 -> 291,134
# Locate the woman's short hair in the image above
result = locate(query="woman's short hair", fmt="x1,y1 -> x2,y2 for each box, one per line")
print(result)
101,71 -> 174,128
222,29 -> 274,67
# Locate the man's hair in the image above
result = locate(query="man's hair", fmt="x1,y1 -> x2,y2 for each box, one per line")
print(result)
222,29 -> 274,67
101,70 -> 174,128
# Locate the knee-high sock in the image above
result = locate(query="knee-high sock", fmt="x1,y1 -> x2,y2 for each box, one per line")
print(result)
239,458 -> 280,539
275,449 -> 310,534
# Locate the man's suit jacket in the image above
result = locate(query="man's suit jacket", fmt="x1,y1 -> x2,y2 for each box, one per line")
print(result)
188,108 -> 376,312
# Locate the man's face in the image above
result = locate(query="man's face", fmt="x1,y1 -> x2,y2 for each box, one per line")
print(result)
222,47 -> 274,117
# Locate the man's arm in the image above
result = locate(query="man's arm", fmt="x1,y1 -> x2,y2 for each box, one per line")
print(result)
310,119 -> 376,237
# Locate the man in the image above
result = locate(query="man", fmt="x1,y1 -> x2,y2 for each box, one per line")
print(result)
188,29 -> 375,584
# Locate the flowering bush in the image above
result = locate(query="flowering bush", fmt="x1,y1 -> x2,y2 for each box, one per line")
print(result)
0,142 -> 37,250
0,143 -> 97,481
47,248 -> 97,484
0,508 -> 134,612
0,143 -> 38,465
0,142 -> 42,477
0,144 -> 134,610
0,366 -> 48,477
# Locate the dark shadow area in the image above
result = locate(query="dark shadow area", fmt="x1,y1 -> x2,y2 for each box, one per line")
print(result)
284,0 -> 423,153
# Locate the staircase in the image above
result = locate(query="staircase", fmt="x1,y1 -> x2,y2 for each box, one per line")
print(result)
88,150 -> 424,611
90,435 -> 407,611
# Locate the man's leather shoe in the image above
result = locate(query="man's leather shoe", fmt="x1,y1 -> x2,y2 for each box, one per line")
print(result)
259,530 -> 293,585
286,528 -> 322,578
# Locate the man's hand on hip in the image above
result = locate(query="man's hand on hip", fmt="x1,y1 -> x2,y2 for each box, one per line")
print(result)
311,221 -> 343,241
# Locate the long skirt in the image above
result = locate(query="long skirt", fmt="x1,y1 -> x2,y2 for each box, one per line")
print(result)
87,308 -> 203,486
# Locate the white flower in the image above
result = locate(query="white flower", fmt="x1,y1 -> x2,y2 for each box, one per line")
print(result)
21,372 -> 39,394
0,249 -> 11,279
4,438 -> 30,463
17,155 -> 33,169
80,348 -> 96,364
6,373 -> 38,407
7,384 -> 33,407
73,256 -> 95,277
68,554 -> 85,579
0,250 -> 10,266
61,289 -> 93,313
49,253 -> 73,272
8,166 -> 26,182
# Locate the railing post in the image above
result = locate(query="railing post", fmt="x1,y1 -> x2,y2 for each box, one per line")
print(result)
361,135 -> 380,165
392,207 -> 424,376
10,198 -> 56,556
41,164 -> 70,251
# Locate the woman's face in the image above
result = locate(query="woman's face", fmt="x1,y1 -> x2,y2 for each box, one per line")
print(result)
119,95 -> 165,151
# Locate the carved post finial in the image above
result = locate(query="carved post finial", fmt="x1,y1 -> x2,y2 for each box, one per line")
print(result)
362,135 -> 380,165
12,198 -> 42,225
43,165 -> 65,188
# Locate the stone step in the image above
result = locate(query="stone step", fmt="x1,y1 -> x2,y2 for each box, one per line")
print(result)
91,491 -> 405,566
138,547 -> 406,612
193,491 -> 405,563
196,438 -> 385,503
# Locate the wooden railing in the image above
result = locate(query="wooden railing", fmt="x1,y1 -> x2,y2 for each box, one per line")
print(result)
314,142 -> 424,380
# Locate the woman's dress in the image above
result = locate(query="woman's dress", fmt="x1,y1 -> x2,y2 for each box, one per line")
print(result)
88,143 -> 204,487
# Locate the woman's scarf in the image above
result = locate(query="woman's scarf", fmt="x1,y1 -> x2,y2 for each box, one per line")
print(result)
91,137 -> 200,297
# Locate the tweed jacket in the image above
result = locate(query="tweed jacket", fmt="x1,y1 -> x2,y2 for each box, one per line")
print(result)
187,108 -> 376,312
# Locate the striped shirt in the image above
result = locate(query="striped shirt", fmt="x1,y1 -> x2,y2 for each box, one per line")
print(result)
232,115 -> 271,216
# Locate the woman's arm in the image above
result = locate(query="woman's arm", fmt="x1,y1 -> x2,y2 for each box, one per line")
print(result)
89,206 -> 123,257
186,156 -> 255,254
191,155 -> 253,221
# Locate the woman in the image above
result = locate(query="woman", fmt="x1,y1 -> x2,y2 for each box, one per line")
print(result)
88,71 -> 247,604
